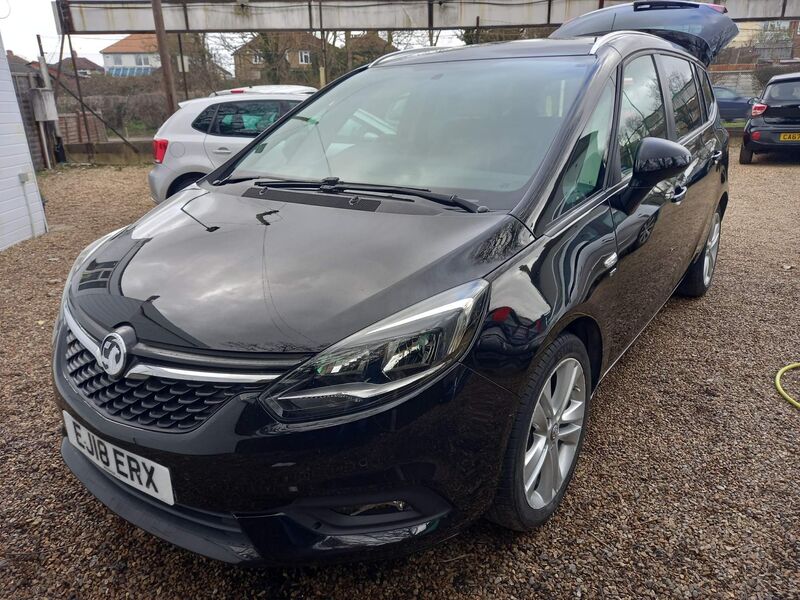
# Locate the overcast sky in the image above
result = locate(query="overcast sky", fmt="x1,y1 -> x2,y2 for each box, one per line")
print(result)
0,0 -> 122,65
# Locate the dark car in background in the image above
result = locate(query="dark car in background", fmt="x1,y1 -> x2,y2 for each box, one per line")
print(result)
740,73 -> 800,163
52,1 -> 736,565
713,86 -> 752,120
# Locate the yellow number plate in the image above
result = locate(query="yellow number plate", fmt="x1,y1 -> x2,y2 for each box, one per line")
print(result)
779,133 -> 800,141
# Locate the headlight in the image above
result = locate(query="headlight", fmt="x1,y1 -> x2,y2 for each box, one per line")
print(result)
54,228 -> 125,339
262,279 -> 490,422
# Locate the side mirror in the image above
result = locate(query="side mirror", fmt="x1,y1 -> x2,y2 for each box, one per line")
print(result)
631,137 -> 692,188
748,97 -> 757,105
614,137 -> 692,215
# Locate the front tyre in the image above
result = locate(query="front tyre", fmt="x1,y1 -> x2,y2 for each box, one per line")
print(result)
487,333 -> 591,531
677,208 -> 722,298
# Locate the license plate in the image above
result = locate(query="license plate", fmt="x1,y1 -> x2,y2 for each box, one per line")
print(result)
63,411 -> 175,505
779,133 -> 800,141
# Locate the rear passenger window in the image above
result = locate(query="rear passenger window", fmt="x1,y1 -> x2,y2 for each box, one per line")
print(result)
547,78 -> 615,219
192,106 -> 217,133
212,101 -> 282,137
660,56 -> 704,137
618,55 -> 667,175
699,70 -> 715,118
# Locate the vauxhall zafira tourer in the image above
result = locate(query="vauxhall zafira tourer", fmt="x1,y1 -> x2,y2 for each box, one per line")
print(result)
53,1 -> 737,565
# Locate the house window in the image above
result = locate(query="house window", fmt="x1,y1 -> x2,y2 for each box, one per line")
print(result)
252,53 -> 264,65
112,55 -> 122,66
135,54 -> 150,66
299,50 -> 311,65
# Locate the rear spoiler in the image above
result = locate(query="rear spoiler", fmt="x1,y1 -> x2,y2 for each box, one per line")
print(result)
551,1 -> 739,66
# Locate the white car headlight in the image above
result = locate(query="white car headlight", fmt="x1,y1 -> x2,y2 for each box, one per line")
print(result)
262,279 -> 490,422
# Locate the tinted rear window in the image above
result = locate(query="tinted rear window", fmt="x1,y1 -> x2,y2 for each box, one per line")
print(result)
660,56 -> 704,138
192,105 -> 217,133
764,81 -> 800,101
700,71 -> 715,118
213,100 -> 283,137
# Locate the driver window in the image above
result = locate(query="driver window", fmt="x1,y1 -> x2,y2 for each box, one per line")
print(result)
618,55 -> 667,175
547,78 -> 615,221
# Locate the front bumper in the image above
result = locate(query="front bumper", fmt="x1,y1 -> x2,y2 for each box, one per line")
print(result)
53,324 -> 518,565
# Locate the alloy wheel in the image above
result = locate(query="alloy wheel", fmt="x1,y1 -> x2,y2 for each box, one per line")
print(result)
703,212 -> 722,287
523,358 -> 586,509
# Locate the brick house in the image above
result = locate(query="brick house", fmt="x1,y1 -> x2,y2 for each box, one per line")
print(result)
233,32 -> 334,85
343,32 -> 398,70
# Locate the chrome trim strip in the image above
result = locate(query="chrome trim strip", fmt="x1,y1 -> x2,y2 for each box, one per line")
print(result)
126,363 -> 280,384
63,304 -> 283,385
64,304 -> 102,362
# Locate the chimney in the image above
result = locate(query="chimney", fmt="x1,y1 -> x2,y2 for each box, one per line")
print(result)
72,50 -> 79,60
7,50 -> 13,58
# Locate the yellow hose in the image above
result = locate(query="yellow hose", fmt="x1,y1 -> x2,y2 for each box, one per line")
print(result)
775,363 -> 800,409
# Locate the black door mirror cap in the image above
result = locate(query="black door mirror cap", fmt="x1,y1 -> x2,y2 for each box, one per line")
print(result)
612,137 -> 692,215
631,137 -> 692,188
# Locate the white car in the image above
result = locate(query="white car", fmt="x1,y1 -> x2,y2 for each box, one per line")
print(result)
209,84 -> 317,97
148,90 -> 312,203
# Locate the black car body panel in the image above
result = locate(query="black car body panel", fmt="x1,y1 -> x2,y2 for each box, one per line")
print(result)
550,1 -> 738,66
53,22 -> 731,565
69,188 -> 531,354
743,73 -> 800,153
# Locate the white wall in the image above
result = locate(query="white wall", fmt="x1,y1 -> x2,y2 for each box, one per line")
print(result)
102,52 -> 161,69
0,32 -> 47,252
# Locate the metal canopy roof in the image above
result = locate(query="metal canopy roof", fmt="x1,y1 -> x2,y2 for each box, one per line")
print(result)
54,0 -> 800,35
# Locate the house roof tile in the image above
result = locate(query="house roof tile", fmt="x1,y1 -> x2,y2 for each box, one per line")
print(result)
101,34 -> 159,54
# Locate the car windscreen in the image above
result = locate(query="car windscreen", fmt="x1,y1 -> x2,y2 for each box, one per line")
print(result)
227,57 -> 595,210
764,81 -> 800,102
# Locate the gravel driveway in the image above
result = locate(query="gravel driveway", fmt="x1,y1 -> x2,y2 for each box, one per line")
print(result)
1,155 -> 798,599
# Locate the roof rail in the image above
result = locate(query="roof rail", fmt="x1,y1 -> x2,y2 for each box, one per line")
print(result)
370,46 -> 451,67
589,30 -> 661,54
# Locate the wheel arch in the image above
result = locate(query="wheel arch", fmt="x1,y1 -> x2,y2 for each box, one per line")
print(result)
718,191 -> 729,220
546,314 -> 604,392
167,171 -> 207,198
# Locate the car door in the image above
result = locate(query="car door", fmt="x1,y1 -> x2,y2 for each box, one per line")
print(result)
656,55 -> 720,270
602,53 -> 691,360
203,99 -> 286,167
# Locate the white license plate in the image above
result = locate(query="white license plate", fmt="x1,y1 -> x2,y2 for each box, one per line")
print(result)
63,411 -> 175,505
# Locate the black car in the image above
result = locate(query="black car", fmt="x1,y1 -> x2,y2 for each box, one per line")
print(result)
713,86 -> 753,121
740,72 -> 800,164
52,1 -> 736,565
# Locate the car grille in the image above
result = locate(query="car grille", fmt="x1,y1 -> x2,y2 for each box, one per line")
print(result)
64,329 -> 271,431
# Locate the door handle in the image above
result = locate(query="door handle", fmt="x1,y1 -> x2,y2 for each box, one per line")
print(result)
671,185 -> 687,204
213,147 -> 232,154
711,150 -> 723,163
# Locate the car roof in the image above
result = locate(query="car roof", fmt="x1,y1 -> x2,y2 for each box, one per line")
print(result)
177,93 -> 309,111
767,72 -> 800,85
372,39 -> 597,66
371,32 -> 694,68
211,84 -> 317,96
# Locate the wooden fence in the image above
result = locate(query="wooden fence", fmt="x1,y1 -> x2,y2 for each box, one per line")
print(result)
58,112 -> 108,144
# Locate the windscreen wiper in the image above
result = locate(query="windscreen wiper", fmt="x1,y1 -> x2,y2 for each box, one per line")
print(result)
212,175 -> 307,186
253,177 -> 489,213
